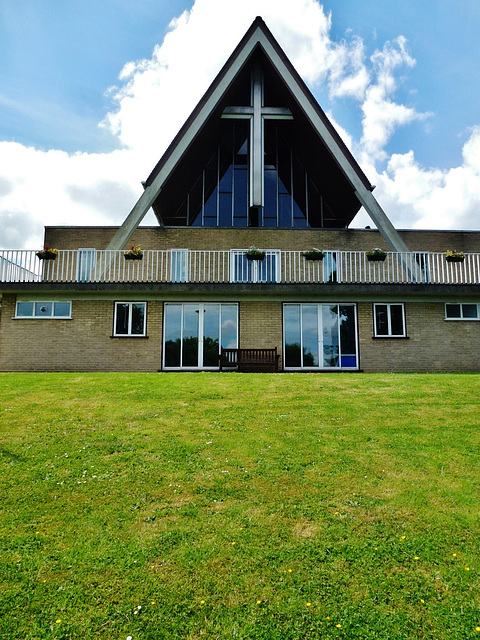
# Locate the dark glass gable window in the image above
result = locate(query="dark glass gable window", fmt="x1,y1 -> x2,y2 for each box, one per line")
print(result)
165,120 -> 334,229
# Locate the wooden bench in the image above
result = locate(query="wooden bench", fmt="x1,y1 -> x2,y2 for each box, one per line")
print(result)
219,347 -> 280,372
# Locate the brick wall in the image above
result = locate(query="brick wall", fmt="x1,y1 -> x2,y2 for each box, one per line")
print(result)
239,300 -> 283,367
358,301 -> 480,372
44,226 -> 480,254
2,293 -> 480,372
0,294 -> 163,372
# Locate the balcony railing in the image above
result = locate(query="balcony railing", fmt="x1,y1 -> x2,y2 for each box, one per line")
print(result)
1,249 -> 480,286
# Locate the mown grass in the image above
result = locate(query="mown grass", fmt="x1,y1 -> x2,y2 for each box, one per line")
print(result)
1,372 -> 479,639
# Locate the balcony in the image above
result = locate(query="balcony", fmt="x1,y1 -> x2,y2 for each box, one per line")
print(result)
1,249 -> 480,287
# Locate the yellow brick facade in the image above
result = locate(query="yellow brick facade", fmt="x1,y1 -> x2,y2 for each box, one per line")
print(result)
44,225 -> 480,254
2,226 -> 480,372
2,292 -> 480,372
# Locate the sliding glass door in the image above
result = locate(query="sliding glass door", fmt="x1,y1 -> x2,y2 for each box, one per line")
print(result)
163,303 -> 238,369
283,303 -> 358,369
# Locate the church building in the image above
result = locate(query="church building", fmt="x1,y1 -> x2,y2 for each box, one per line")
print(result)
1,17 -> 480,372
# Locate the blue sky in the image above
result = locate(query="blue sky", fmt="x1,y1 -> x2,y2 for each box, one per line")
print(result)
1,0 -> 480,249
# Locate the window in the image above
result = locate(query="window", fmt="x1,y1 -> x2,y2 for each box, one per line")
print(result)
114,302 -> 147,337
283,303 -> 358,369
163,303 -> 238,369
77,249 -> 97,282
373,303 -> 406,337
15,301 -> 71,318
445,303 -> 480,320
171,249 -> 189,283
230,250 -> 280,283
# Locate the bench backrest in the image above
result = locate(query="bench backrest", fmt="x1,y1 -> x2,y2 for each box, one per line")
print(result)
220,348 -> 277,364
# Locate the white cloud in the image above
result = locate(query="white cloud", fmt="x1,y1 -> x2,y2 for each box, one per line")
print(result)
0,0 -> 480,251
354,126 -> 480,230
358,37 -> 431,162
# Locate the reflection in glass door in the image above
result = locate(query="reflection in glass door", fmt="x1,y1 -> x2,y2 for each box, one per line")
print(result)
163,303 -> 238,369
283,303 -> 358,369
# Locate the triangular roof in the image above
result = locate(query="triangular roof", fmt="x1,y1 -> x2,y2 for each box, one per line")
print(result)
108,17 -> 409,252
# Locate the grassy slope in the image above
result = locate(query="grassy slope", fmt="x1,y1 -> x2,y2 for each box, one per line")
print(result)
1,373 -> 479,639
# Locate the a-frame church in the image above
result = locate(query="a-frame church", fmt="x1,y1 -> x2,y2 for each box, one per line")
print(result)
1,17 -> 480,372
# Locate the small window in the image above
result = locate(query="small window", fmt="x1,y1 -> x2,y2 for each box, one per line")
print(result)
114,302 -> 147,336
15,301 -> 71,318
373,303 -> 406,337
445,303 -> 480,320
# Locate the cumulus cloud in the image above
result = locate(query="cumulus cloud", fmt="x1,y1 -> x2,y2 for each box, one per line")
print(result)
0,0 -> 479,251
365,126 -> 480,230
358,37 -> 430,162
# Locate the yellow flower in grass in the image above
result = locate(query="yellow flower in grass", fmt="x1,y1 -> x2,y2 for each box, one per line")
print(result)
475,626 -> 480,632
452,553 -> 457,557
306,602 -> 311,607
55,619 -> 61,624
257,600 -> 262,605
465,567 -> 470,571
336,623 -> 342,628
414,556 -> 420,560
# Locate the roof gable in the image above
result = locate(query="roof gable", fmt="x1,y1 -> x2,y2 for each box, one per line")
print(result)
107,17 -> 409,252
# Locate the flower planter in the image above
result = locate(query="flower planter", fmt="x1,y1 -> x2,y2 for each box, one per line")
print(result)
303,252 -> 325,261
446,255 -> 464,263
124,254 -> 143,260
367,254 -> 386,262
246,253 -> 265,261
36,251 -> 57,260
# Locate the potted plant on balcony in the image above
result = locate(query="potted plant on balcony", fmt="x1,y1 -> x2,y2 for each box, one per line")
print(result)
124,245 -> 143,260
36,245 -> 58,260
445,249 -> 465,263
366,248 -> 387,262
246,246 -> 265,260
302,248 -> 325,261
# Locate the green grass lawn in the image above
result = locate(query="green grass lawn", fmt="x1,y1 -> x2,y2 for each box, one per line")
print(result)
1,372 -> 480,640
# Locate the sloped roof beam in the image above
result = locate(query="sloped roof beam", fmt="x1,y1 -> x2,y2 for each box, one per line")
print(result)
354,190 -> 410,253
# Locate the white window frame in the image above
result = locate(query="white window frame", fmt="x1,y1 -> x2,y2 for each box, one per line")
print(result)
445,303 -> 480,320
283,303 -> 358,370
373,303 -> 406,337
15,300 -> 72,319
163,302 -> 239,370
113,302 -> 147,337
229,249 -> 281,283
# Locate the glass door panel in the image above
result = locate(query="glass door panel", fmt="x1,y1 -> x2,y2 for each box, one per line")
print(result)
283,303 -> 358,370
339,305 -> 357,368
203,304 -> 220,367
284,305 -> 301,368
164,303 -> 238,369
182,304 -> 199,367
164,304 -> 182,367
221,305 -> 238,349
302,305 -> 319,367
322,305 -> 339,367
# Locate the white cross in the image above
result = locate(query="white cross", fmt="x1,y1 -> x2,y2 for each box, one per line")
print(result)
222,61 -> 293,208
